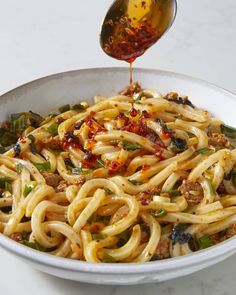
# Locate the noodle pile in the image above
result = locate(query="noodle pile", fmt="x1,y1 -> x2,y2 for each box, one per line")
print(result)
0,87 -> 236,263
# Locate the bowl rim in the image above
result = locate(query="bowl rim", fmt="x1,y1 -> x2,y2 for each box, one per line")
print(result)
0,233 -> 235,274
0,67 -> 236,274
0,66 -> 235,99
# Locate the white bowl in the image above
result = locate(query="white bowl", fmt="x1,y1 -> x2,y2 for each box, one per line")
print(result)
0,67 -> 235,285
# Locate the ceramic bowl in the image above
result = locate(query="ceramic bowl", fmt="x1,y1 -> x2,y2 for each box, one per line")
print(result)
0,68 -> 235,285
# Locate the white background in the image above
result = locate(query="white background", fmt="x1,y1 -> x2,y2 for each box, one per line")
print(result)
0,0 -> 236,294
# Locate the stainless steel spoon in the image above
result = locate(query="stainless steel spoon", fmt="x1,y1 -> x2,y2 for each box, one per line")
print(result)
100,0 -> 177,62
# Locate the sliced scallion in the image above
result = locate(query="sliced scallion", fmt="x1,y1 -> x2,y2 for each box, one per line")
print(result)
59,104 -> 71,113
198,235 -> 214,248
33,162 -> 51,172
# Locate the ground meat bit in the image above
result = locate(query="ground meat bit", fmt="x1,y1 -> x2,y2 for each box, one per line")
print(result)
136,187 -> 161,205
165,92 -> 178,99
56,180 -> 69,192
211,224 -> 236,243
224,224 -> 236,239
56,117 -> 65,124
140,231 -> 150,243
10,232 -> 23,242
119,82 -> 142,96
209,132 -> 228,148
154,239 -> 170,259
41,172 -> 61,188
41,135 -> 61,150
179,180 -> 203,205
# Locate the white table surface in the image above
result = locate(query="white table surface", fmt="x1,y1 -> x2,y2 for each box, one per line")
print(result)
0,0 -> 236,294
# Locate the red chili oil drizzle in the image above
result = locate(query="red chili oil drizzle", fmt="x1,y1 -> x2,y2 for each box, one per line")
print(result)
117,112 -> 130,126
141,165 -> 151,173
61,132 -> 81,150
161,129 -> 172,140
83,150 -> 97,168
103,19 -> 160,116
84,116 -> 106,139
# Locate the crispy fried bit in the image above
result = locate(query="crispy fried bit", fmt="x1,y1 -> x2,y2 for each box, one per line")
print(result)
154,238 -> 170,259
41,172 -> 61,188
10,232 -> 23,242
119,82 -> 142,96
56,180 -> 69,192
136,187 -> 161,205
41,135 -> 61,150
179,180 -> 203,205
209,132 -> 228,148
165,92 -> 194,108
211,224 -> 236,244
165,92 -> 179,100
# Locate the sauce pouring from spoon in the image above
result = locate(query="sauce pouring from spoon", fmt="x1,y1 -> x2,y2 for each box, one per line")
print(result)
100,0 -> 177,115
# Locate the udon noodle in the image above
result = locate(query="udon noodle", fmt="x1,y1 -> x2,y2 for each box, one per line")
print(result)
0,87 -> 236,263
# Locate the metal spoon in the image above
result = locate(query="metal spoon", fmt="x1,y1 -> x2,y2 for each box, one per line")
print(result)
100,0 -> 177,62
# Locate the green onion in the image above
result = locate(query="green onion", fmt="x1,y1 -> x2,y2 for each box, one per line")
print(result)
33,162 -> 51,172
10,113 -> 27,133
206,179 -> 216,196
123,141 -> 141,151
102,253 -> 116,263
27,134 -> 35,142
198,235 -> 214,248
71,101 -> 89,110
71,167 -> 93,175
16,164 -> 23,175
92,233 -> 105,240
23,182 -> 37,197
232,171 -> 236,187
59,104 -> 71,113
197,147 -> 213,155
153,208 -> 167,217
22,231 -> 28,240
21,240 -> 47,252
170,138 -> 187,153
221,124 -> 236,138
47,124 -> 58,136
10,112 -> 43,133
0,127 -> 18,147
96,159 -> 106,168
104,188 -> 113,195
64,159 -> 74,170
128,179 -> 142,185
0,177 -> 13,191
169,189 -> 181,197
87,213 -> 97,224
5,182 -> 12,193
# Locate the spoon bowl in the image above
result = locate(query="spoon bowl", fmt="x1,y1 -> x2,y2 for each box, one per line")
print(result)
100,0 -> 177,62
